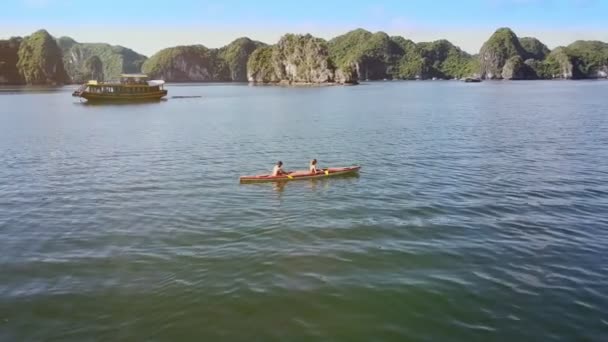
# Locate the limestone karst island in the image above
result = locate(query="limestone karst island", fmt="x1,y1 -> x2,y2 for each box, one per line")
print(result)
1,27 -> 607,86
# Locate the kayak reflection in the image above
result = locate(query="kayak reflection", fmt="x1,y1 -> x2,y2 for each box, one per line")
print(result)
264,172 -> 360,193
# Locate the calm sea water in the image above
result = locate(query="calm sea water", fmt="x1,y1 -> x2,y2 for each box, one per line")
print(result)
1,81 -> 607,341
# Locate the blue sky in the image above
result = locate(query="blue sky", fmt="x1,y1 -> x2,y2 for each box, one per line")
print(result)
2,0 -> 607,56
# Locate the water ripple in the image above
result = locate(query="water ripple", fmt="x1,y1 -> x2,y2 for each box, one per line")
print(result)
1,82 -> 607,340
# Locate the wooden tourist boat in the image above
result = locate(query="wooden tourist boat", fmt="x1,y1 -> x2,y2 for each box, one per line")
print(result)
72,74 -> 167,102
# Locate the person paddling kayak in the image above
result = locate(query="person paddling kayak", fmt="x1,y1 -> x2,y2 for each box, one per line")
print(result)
272,161 -> 288,176
309,159 -> 321,173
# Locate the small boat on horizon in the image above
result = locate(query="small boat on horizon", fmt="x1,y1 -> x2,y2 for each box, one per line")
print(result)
239,166 -> 361,183
464,77 -> 482,83
72,74 -> 168,102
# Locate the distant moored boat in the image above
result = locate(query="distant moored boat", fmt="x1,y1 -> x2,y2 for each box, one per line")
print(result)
72,74 -> 168,102
464,77 -> 482,83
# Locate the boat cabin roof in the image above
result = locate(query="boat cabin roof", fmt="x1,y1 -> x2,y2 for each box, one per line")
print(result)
120,74 -> 149,78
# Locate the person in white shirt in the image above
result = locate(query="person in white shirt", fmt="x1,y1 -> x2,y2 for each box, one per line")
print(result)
309,159 -> 321,173
272,161 -> 288,176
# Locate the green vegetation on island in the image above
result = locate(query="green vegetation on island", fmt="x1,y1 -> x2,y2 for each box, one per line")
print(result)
58,37 -> 147,83
1,27 -> 608,85
479,27 -> 528,79
0,37 -> 24,84
478,27 -> 608,79
564,40 -> 608,78
218,38 -> 266,81
142,38 -> 265,82
519,37 -> 550,60
415,39 -> 476,79
328,29 -> 403,80
327,29 -> 475,80
82,55 -> 104,81
15,29 -> 68,85
142,45 -> 229,82
246,46 -> 278,83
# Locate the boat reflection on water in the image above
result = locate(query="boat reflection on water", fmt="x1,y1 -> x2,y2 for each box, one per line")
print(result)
74,98 -> 168,107
262,172 -> 361,195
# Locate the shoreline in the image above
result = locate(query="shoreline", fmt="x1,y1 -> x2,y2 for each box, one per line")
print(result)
2,78 -> 608,89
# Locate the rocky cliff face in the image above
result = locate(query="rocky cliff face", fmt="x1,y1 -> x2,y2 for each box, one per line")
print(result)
479,28 -> 527,79
246,46 -> 278,83
142,38 -> 264,82
58,37 -> 146,83
273,34 -> 334,83
16,30 -> 68,85
218,38 -> 266,81
247,34 -> 356,85
82,55 -> 104,81
142,45 -> 229,82
0,37 -> 24,84
501,56 -> 538,80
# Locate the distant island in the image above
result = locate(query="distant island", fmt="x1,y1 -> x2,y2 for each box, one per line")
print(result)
1,27 -> 607,86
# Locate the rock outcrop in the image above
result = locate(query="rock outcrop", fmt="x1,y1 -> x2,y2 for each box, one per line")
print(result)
16,29 -> 68,85
58,37 -> 146,83
0,37 -> 24,84
246,46 -> 278,83
247,34 -> 357,85
82,55 -> 104,81
390,36 -> 425,79
479,28 -> 527,79
564,40 -> 608,78
501,55 -> 537,80
142,38 -> 264,82
328,29 -> 404,80
327,29 -> 475,80
142,45 -> 229,82
519,37 -> 550,60
4,27 -> 608,84
218,37 -> 266,81
415,40 -> 476,79
273,34 -> 334,83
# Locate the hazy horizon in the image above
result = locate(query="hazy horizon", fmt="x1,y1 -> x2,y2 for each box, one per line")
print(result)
2,0 -> 608,56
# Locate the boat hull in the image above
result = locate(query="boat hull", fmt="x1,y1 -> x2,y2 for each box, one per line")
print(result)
240,166 -> 361,183
74,90 -> 168,102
